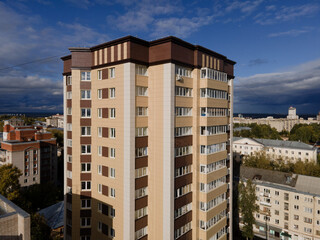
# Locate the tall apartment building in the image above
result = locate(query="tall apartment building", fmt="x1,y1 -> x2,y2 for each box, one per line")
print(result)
0,122 -> 57,187
241,166 -> 320,240
61,36 -> 235,240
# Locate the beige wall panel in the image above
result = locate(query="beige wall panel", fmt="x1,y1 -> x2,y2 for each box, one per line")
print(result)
200,134 -> 228,146
198,184 -> 228,203
104,48 -> 107,63
175,76 -> 193,88
210,57 -> 213,68
123,42 -> 127,59
175,117 -> 193,127
201,167 -> 228,184
205,201 -> 227,221
99,49 -> 102,65
111,46 -> 114,62
118,44 -> 121,60
135,117 -> 148,127
200,117 -> 228,126
136,75 -> 148,86
206,55 -> 209,68
94,51 -> 97,66
200,151 -> 228,165
175,97 -> 193,107
148,64 -> 164,239
136,96 -> 148,107
200,80 -> 228,91
200,98 -> 228,108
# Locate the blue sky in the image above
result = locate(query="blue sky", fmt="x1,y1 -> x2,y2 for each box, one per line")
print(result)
0,0 -> 319,114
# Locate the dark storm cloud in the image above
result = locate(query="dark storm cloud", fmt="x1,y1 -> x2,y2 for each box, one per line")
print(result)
234,59 -> 320,114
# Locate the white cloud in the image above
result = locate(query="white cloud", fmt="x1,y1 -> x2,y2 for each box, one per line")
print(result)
268,28 -> 312,38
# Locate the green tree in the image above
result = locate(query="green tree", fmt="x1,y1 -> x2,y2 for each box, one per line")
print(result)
31,213 -> 52,240
238,179 -> 259,240
243,151 -> 273,170
48,129 -> 63,147
0,164 -> 22,201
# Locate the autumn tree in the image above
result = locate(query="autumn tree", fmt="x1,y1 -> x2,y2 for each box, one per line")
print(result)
0,164 -> 22,201
238,179 -> 259,240
31,213 -> 52,240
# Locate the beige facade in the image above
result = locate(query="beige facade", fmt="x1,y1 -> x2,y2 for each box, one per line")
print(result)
62,36 -> 235,240
233,137 -> 317,163
241,166 -> 320,240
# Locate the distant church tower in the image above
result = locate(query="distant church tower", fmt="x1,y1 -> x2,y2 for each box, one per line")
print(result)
287,106 -> 299,119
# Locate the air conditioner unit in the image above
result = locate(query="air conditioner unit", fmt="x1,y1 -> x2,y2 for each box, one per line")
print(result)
176,74 -> 183,81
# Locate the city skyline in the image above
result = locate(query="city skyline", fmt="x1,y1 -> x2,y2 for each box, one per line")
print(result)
0,0 -> 319,114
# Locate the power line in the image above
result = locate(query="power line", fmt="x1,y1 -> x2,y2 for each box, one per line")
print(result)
0,52 -> 70,71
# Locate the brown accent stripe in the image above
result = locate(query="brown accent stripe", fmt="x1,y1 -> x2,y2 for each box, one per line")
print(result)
174,211 -> 192,230
135,136 -> 148,148
175,173 -> 192,189
102,88 -> 108,99
102,127 -> 108,138
80,119 -> 91,126
175,135 -> 192,148
67,99 -> 72,108
80,191 -> 91,197
67,115 -> 72,123
135,196 -> 148,210
67,162 -> 72,171
175,155 -> 192,168
135,215 -> 148,231
80,100 -> 91,108
81,173 -> 91,181
102,166 -> 108,177
102,147 -> 108,157
80,137 -> 91,144
80,81 -> 91,89
80,209 -> 91,218
135,176 -> 148,189
80,155 -> 91,162
67,131 -> 72,139
135,156 -> 148,169
67,178 -> 72,187
175,192 -> 192,210
66,85 -> 72,91
67,147 -> 72,155
102,185 -> 108,196
102,108 -> 108,118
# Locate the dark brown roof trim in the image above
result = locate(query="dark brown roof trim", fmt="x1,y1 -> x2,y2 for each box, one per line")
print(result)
90,35 -> 149,51
61,55 -> 71,61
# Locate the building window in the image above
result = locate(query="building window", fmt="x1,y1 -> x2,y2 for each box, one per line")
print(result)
67,139 -> 72,147
110,108 -> 116,118
135,187 -> 148,199
98,165 -> 102,175
98,184 -> 102,194
200,125 -> 227,136
175,146 -> 192,157
174,203 -> 192,219
136,147 -> 147,157
136,65 -> 147,76
275,191 -> 279,196
200,142 -> 226,155
176,65 -> 191,77
175,107 -> 192,116
66,91 -> 72,99
294,195 -> 299,200
135,207 -> 148,220
109,88 -> 115,98
294,215 -> 299,220
81,181 -> 91,191
81,145 -> 91,154
81,163 -> 91,172
66,76 -> 72,85
81,108 -> 91,118
176,184 -> 192,198
110,168 -> 115,178
294,205 -> 299,210
81,199 -> 91,209
109,68 -> 115,78
136,127 -> 148,137
199,209 -> 226,231
200,68 -> 227,82
67,155 -> 72,163
98,146 -> 102,156
98,70 -> 102,80
200,176 -> 226,193
98,108 -> 102,118
175,165 -> 192,178
67,123 -> 72,131
110,188 -> 115,198
175,127 -> 192,137
80,217 -> 91,227
174,222 -> 191,239
67,107 -> 72,115
200,88 -> 227,99
175,86 -> 192,97
110,128 -> 116,138
81,90 -> 91,99
305,207 -> 312,213
200,159 -> 227,174
81,72 -> 91,81
97,127 -> 102,137
136,86 -> 148,96
110,148 -> 115,158
135,167 -> 148,178
81,126 -> 91,136
304,217 -> 312,224
135,226 -> 147,239
200,107 -> 227,117
98,89 -> 102,99
136,107 -> 148,116
304,227 -> 312,234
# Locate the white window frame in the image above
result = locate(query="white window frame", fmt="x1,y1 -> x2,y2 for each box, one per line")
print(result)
81,72 -> 91,81
81,145 -> 91,154
98,108 -> 102,118
110,108 -> 116,118
81,90 -> 91,99
110,128 -> 116,138
109,88 -> 115,98
98,146 -> 102,156
109,68 -> 115,78
110,148 -> 115,158
81,108 -> 91,118
98,70 -> 102,80
98,127 -> 102,137
98,165 -> 102,175
97,89 -> 102,99
136,127 -> 148,137
110,188 -> 115,198
81,126 -> 91,136
81,181 -> 91,191
81,163 -> 91,172
110,168 -> 115,178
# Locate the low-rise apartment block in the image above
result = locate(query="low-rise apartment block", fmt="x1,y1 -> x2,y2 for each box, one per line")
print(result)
240,166 -> 320,240
0,122 -> 57,187
46,114 -> 64,128
233,137 -> 317,163
0,194 -> 30,240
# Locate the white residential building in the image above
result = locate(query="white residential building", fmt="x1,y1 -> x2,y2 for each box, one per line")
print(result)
233,137 -> 317,163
